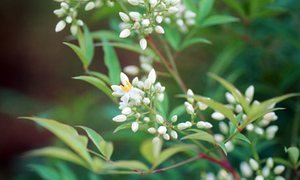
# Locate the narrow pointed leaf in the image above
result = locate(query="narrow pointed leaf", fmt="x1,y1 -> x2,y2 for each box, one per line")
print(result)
112,160 -> 149,171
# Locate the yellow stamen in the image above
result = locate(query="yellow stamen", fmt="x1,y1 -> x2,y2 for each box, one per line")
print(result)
120,80 -> 133,92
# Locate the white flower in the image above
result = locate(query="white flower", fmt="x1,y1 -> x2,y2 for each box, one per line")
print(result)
123,65 -> 139,76
119,29 -> 131,38
273,165 -> 285,174
112,114 -> 127,122
55,20 -> 66,32
249,158 -> 259,171
139,38 -> 147,50
143,98 -> 150,105
211,112 -> 225,120
131,122 -> 139,132
157,126 -> 167,134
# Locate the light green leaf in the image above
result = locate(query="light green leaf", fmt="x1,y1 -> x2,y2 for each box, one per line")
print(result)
183,0 -> 197,12
153,145 -> 195,168
234,133 -> 251,144
87,71 -> 111,84
198,0 -> 215,21
26,147 -> 88,168
200,15 -> 239,27
208,73 -> 250,114
73,76 -> 116,102
102,39 -> 121,85
92,30 -> 130,43
22,117 -> 93,166
193,95 -> 238,126
218,142 -> 228,156
180,38 -> 212,50
169,105 -> 186,119
99,141 -> 113,160
83,26 -> 94,65
112,160 -> 149,171
77,126 -> 109,160
140,140 -> 155,164
113,122 -> 132,133
157,93 -> 169,118
64,42 -> 89,69
181,130 -> 216,144
285,146 -> 299,166
29,164 -> 60,180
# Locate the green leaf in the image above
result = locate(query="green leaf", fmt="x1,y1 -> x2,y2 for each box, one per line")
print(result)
181,130 -> 216,144
92,30 -> 130,43
273,157 -> 292,167
169,105 -> 186,119
198,0 -> 215,21
64,42 -> 89,69
157,93 -> 169,118
57,163 -> 77,180
164,25 -> 181,50
183,0 -> 197,12
83,26 -> 94,66
112,160 -> 149,171
218,142 -> 228,156
180,38 -> 212,50
193,95 -> 238,126
99,141 -> 113,160
26,147 -> 89,168
29,164 -> 60,180
140,140 -> 155,164
200,15 -> 239,27
87,71 -> 111,84
208,73 -> 250,114
22,117 -> 93,166
77,126 -> 110,160
286,147 -> 299,166
102,39 -> 121,85
73,76 -> 116,102
234,133 -> 251,144
223,0 -> 246,18
113,122 -> 132,133
153,145 -> 195,168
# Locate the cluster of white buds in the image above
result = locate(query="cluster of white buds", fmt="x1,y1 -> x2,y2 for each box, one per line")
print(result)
123,55 -> 154,77
53,0 -> 113,35
119,0 -> 181,49
164,3 -> 197,32
211,85 -> 279,140
176,89 -> 212,131
240,158 -> 286,180
205,169 -> 234,180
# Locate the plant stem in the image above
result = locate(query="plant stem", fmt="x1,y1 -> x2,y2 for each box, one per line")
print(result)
147,36 -> 187,92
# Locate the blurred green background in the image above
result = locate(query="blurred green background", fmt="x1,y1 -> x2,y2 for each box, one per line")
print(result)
0,0 -> 299,179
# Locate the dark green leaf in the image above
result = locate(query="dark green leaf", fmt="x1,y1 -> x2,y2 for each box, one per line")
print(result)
200,15 -> 239,27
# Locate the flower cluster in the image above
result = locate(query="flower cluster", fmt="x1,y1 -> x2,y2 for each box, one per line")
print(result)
240,158 -> 286,180
210,85 -> 279,142
164,3 -> 197,33
119,0 -> 181,49
53,0 -> 114,35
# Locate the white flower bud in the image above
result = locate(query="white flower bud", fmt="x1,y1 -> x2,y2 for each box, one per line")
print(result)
273,165 -> 285,175
170,130 -> 178,139
225,92 -> 236,104
177,123 -> 187,130
141,19 -> 150,26
156,16 -> 163,23
185,121 -> 192,127
255,175 -> 264,180
214,134 -> 224,142
274,176 -> 285,180
266,125 -> 278,139
70,25 -> 78,36
249,158 -> 259,171
156,114 -> 164,124
225,141 -> 234,152
119,29 -> 131,38
85,2 -> 95,11
112,114 -> 127,122
65,16 -> 72,23
263,112 -> 276,121
262,166 -> 270,177
184,102 -> 194,114
157,126 -> 167,134
197,102 -> 208,111
149,0 -> 158,7
143,117 -> 150,122
185,10 -> 196,19
55,20 -> 66,32
254,127 -> 264,135
168,6 -> 178,13
211,112 -> 225,121
77,20 -> 84,26
246,124 -> 254,131
155,26 -> 165,34
219,121 -> 229,134
143,98 -> 150,105
204,122 -> 213,129
129,12 -> 141,21
121,107 -> 132,115
124,65 -> 139,76
240,162 -> 253,177
148,127 -> 156,134
131,122 -> 139,132
148,69 -> 157,84
266,158 -> 274,169
235,104 -> 243,113
196,121 -> 206,128
139,38 -> 147,50
171,115 -> 178,122
119,12 -> 130,22
163,133 -> 170,140
128,0 -> 140,6
60,2 -> 69,9
245,85 -> 255,102
53,9 -> 65,16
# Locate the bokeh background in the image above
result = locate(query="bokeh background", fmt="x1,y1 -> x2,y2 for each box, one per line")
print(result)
0,0 -> 299,179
